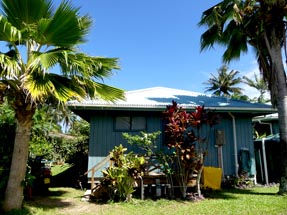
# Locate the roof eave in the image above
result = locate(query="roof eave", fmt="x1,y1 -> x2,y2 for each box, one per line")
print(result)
69,103 -> 277,114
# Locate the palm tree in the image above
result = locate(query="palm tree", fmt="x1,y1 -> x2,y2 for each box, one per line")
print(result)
1,0 -> 124,211
199,0 -> 287,194
242,73 -> 269,103
204,65 -> 242,97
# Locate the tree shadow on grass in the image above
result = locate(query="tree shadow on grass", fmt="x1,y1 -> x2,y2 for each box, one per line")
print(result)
48,189 -> 68,197
50,164 -> 88,189
1,189 -> 78,215
202,187 -> 278,200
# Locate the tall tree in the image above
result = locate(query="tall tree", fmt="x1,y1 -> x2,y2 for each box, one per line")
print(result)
0,0 -> 124,211
199,0 -> 287,194
242,73 -> 269,103
204,65 -> 242,97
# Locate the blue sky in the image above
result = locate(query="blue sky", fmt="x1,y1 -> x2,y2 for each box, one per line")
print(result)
59,0 -> 260,96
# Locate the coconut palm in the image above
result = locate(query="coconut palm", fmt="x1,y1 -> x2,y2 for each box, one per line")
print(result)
199,0 -> 287,194
242,73 -> 269,103
1,0 -> 124,211
204,65 -> 242,97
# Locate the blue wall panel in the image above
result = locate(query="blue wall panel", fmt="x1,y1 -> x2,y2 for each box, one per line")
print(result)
87,111 -> 256,178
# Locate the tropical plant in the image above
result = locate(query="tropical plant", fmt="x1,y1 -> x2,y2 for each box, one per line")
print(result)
0,101 -> 15,195
102,144 -> 145,202
29,105 -> 63,158
199,0 -> 287,194
0,99 -> 15,125
0,0 -> 124,211
122,131 -> 161,156
204,65 -> 242,97
242,73 -> 269,103
123,131 -> 175,197
163,101 -> 220,198
64,117 -> 89,166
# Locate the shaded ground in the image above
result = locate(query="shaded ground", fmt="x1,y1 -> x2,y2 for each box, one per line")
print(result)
2,185 -> 286,215
28,164 -> 93,214
50,163 -> 88,189
26,187 -> 108,215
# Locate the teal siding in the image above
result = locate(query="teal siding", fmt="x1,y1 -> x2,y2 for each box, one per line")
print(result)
88,111 -> 256,178
221,117 -> 235,176
235,117 -> 256,176
203,117 -> 235,176
198,115 -> 255,177
236,117 -> 253,149
88,111 -> 163,177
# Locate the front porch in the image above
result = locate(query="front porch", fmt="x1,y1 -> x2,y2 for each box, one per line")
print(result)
84,155 -> 222,201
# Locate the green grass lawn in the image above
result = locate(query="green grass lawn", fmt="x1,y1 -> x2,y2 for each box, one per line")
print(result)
1,185 -> 287,215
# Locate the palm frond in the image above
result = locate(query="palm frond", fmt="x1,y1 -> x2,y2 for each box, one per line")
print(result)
0,0 -> 124,106
57,51 -> 120,79
24,71 -> 84,102
28,48 -> 119,81
70,76 -> 125,102
199,1 -> 249,62
77,15 -> 93,43
0,16 -> 22,42
200,25 -> 222,51
222,23 -> 248,62
38,1 -> 92,47
0,51 -> 21,78
2,0 -> 53,29
28,48 -> 70,71
24,71 -> 125,103
91,83 -> 125,102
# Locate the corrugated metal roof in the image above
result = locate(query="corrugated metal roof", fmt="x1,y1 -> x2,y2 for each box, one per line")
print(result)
68,86 -> 276,113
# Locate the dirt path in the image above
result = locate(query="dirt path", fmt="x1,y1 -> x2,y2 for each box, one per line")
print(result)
26,187 -> 109,215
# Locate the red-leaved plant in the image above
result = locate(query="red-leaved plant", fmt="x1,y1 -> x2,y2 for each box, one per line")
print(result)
163,100 -> 220,198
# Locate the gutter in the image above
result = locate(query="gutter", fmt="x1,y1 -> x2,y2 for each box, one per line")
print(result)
69,103 -> 276,114
257,120 -> 273,135
255,120 -> 271,184
229,113 -> 238,177
261,138 -> 269,184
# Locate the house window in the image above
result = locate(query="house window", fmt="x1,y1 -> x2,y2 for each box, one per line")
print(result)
114,116 -> 146,131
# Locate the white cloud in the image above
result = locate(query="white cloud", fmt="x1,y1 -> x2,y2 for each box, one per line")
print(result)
238,62 -> 271,100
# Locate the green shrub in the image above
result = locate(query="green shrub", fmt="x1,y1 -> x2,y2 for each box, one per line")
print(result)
101,145 -> 145,202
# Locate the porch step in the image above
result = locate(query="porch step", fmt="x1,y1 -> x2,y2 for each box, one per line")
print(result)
81,189 -> 92,202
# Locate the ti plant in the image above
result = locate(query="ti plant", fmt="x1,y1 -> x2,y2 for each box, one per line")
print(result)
102,144 -> 145,202
163,101 -> 220,198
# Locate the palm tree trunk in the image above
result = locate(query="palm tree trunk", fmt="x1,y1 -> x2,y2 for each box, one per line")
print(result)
277,101 -> 287,194
276,75 -> 287,194
270,41 -> 287,194
3,112 -> 34,211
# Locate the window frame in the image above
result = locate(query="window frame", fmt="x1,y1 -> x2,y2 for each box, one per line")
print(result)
114,116 -> 146,132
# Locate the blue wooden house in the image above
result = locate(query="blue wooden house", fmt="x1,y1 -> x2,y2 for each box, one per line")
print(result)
68,87 -> 276,181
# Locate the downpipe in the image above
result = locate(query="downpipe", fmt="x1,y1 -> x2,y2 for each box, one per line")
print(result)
228,113 -> 238,177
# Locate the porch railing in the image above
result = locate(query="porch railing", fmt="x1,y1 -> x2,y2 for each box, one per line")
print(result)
84,154 -> 111,190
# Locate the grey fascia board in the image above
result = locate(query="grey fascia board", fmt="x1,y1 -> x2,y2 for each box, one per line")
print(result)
68,103 -> 277,113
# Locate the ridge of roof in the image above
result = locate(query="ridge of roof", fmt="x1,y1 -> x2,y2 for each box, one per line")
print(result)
126,86 -> 205,97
